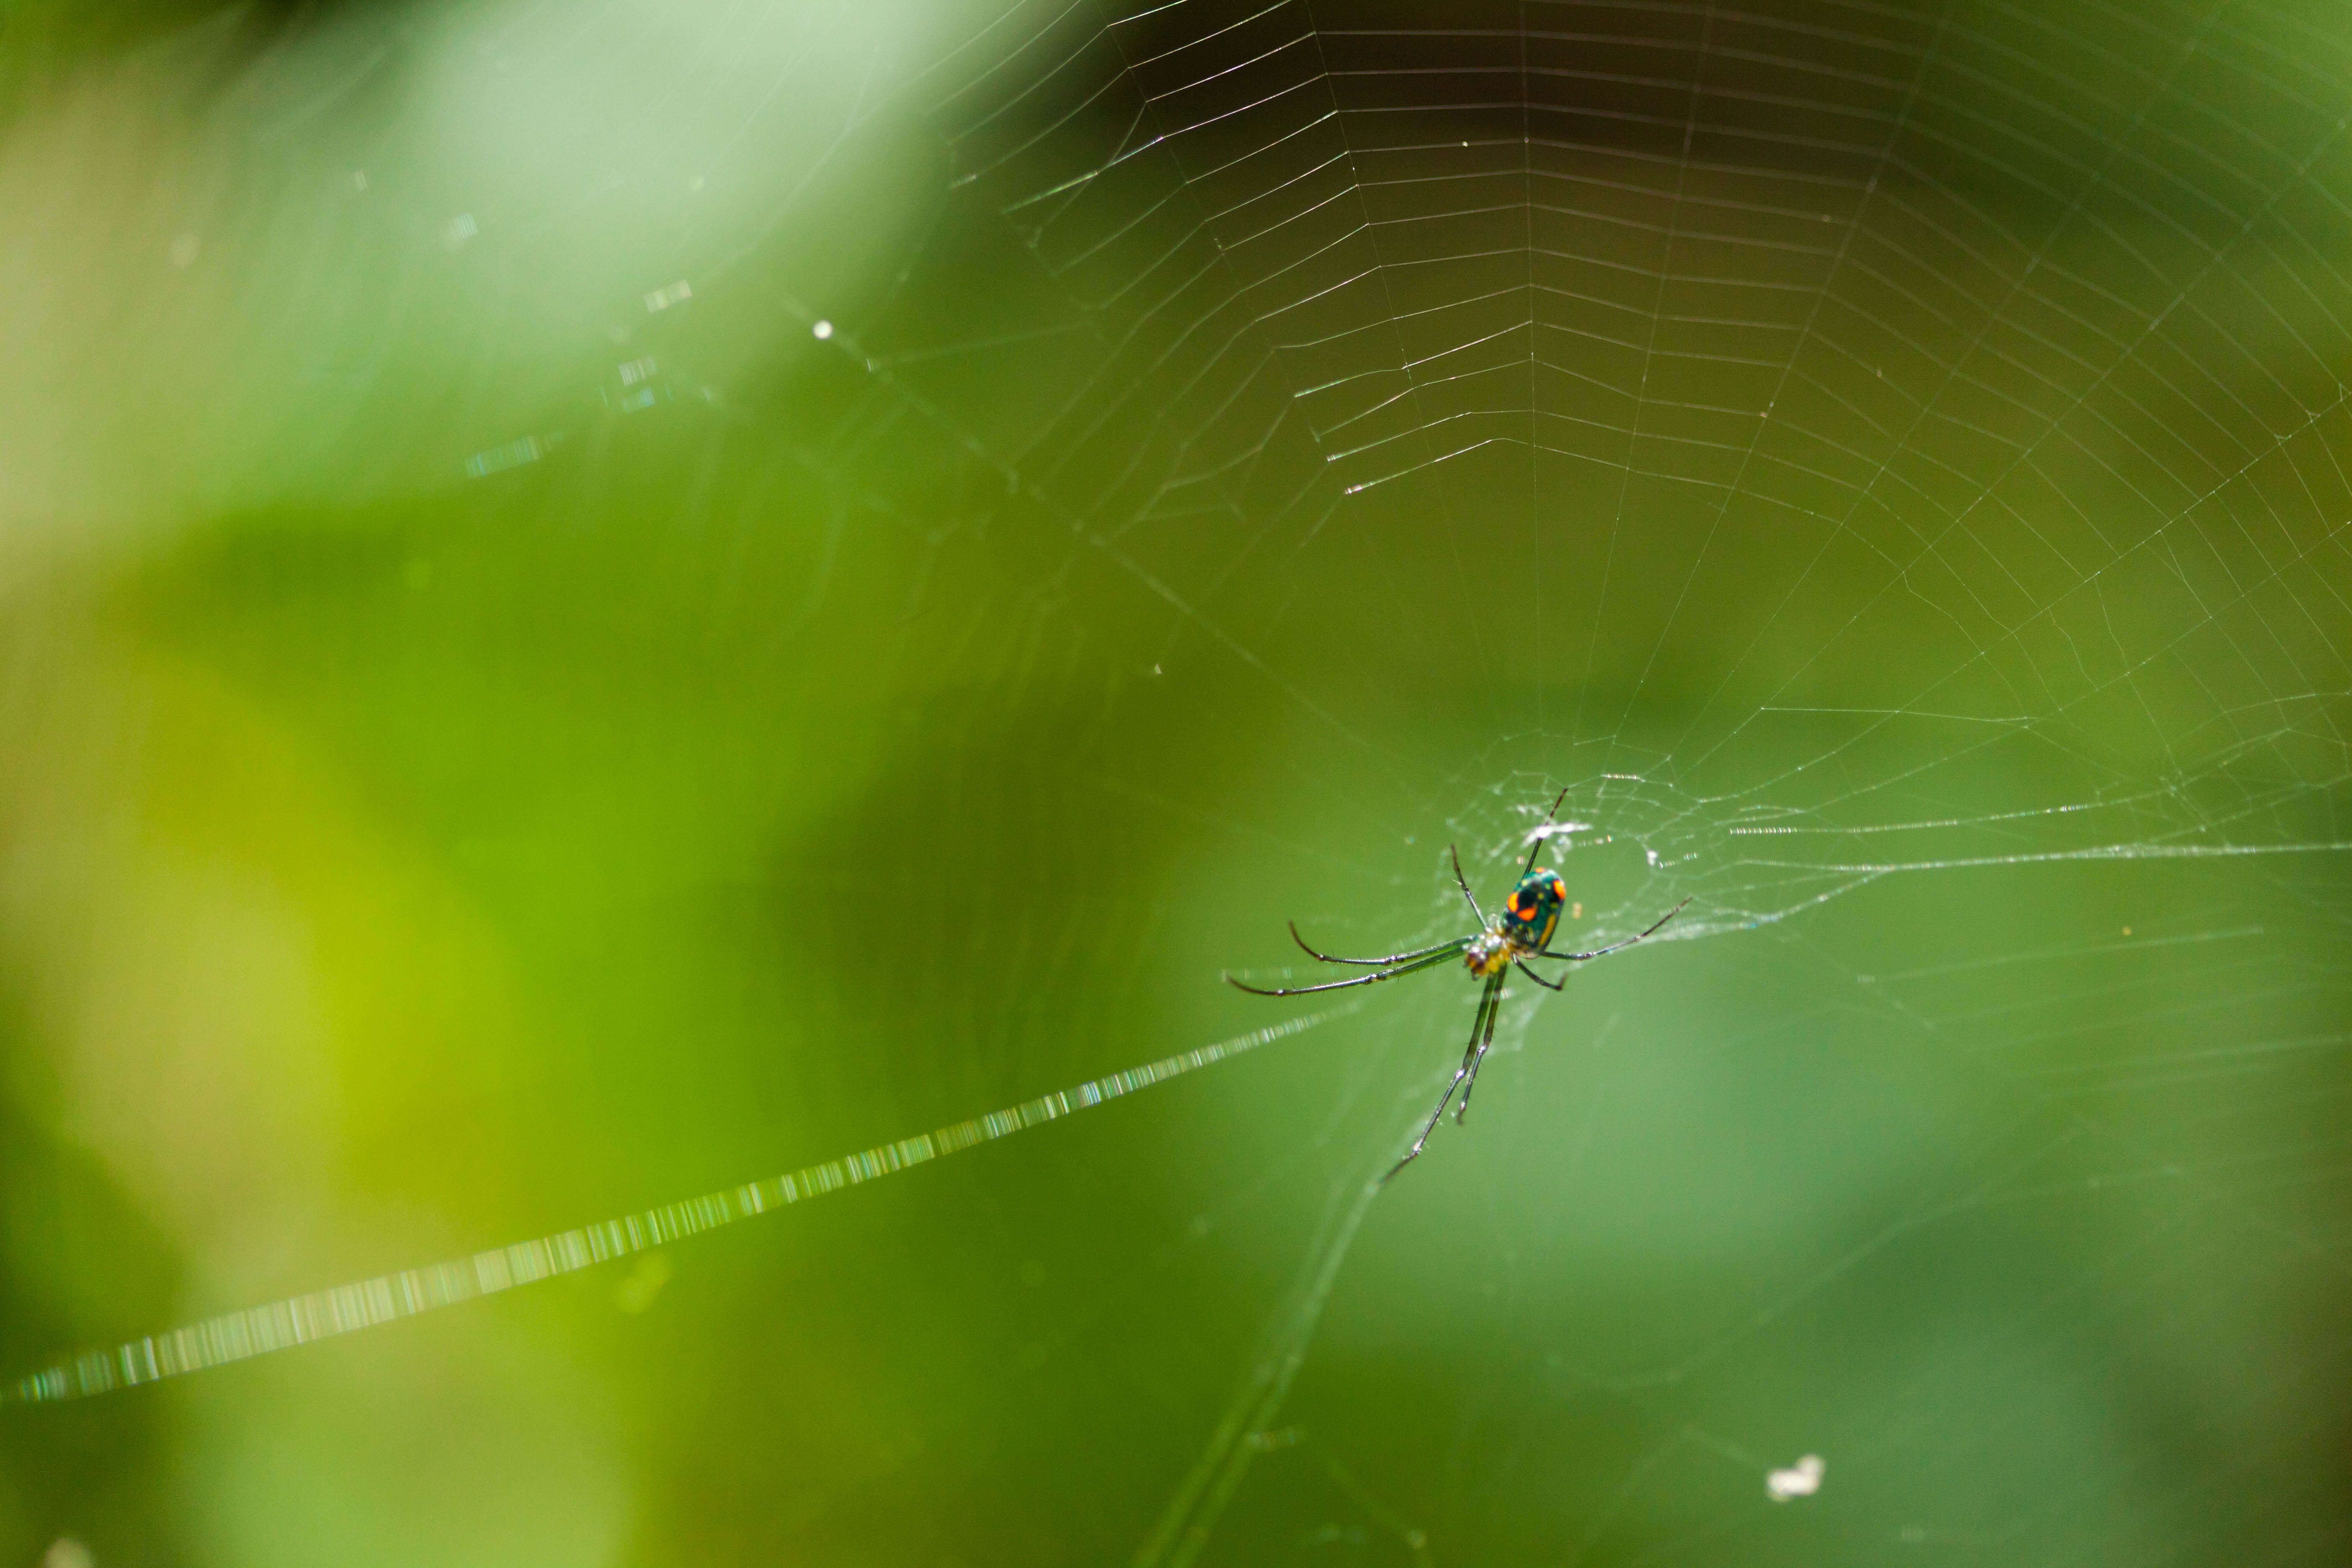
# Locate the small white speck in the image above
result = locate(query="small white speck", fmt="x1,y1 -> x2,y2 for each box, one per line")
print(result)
1767,1455 -> 1824,1502
812,320 -> 833,340
168,233 -> 200,268
1645,849 -> 1660,867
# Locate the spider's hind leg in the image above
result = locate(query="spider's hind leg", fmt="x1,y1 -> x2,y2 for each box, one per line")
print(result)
1448,845 -> 1486,926
1523,784 -> 1571,873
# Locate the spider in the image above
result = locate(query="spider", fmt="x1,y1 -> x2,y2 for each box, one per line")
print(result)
1226,790 -> 1690,1180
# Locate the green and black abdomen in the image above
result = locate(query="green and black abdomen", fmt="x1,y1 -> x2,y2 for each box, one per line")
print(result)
1499,869 -> 1567,951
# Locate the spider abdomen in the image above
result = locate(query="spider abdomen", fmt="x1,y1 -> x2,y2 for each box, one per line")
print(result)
1499,868 -> 1568,951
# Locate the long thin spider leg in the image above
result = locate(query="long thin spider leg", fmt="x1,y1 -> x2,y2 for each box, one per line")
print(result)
1529,897 -> 1692,964
1290,923 -> 1467,968
1224,941 -> 1466,998
1523,785 -> 1571,874
1382,974 -> 1501,1182
1449,844 -> 1487,926
1455,973 -> 1508,1122
1514,960 -> 1565,992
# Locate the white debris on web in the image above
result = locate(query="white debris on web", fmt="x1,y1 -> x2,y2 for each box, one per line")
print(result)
8,1007 -> 1353,1403
1521,821 -> 1594,849
1766,1455 -> 1824,1502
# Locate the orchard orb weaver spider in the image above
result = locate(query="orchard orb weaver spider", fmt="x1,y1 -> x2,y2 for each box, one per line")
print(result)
1227,790 -> 1689,1180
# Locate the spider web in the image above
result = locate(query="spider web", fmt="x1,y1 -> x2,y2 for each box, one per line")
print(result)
9,0 -> 2352,1564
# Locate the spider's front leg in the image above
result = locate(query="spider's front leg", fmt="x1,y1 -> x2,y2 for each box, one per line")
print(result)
1384,971 -> 1504,1181
1454,970 -> 1510,1122
1225,939 -> 1467,997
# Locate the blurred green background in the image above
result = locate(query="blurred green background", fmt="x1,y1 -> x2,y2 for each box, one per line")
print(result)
4,1 -> 2350,1564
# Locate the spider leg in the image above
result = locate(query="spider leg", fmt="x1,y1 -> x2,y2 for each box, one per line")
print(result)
1449,844 -> 1487,925
1455,972 -> 1508,1122
1523,785 -> 1572,874
1532,897 -> 1692,964
1382,972 -> 1503,1181
1225,941 -> 1466,997
1514,959 -> 1565,992
1290,923 -> 1467,968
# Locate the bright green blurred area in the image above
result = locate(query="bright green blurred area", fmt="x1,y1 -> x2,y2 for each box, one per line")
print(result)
4,2 -> 2350,1565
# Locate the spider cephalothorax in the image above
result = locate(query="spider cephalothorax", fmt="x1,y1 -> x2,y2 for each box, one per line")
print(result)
1226,789 -> 1689,1179
1464,930 -> 1513,977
